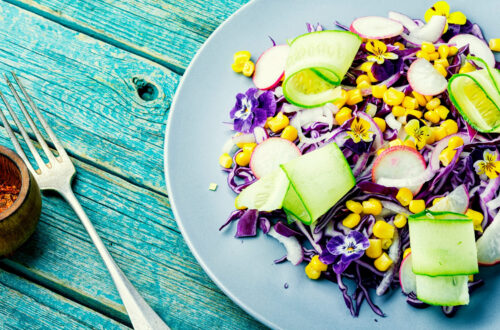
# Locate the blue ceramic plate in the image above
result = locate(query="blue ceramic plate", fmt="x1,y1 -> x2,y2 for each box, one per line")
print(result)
165,0 -> 499,328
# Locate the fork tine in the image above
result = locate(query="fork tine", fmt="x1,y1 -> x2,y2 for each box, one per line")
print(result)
0,89 -> 45,173
0,97 -> 36,174
4,73 -> 57,165
11,72 -> 70,161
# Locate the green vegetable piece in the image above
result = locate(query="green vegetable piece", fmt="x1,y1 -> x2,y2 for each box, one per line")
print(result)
415,274 -> 469,306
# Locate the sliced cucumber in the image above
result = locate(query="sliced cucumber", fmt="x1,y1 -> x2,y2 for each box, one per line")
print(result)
283,31 -> 361,108
448,57 -> 500,133
416,275 -> 469,306
281,142 -> 355,224
235,168 -> 289,211
408,211 -> 478,276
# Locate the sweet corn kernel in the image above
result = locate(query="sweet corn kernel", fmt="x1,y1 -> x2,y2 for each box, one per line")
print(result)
394,42 -> 405,50
435,105 -> 449,120
409,199 -> 426,213
448,136 -> 464,149
383,87 -> 405,106
374,252 -> 393,272
366,239 -> 383,259
396,187 -> 413,206
264,117 -> 272,129
421,42 -> 436,54
362,198 -> 383,216
449,46 -> 458,56
424,95 -> 433,102
389,138 -> 403,147
469,275 -> 474,282
394,214 -> 408,228
381,238 -> 393,250
432,197 -> 445,205
359,61 -> 373,72
357,80 -> 372,90
490,38 -> 500,52
231,51 -> 251,72
346,200 -> 363,214
343,213 -> 361,228
434,58 -> 449,68
392,105 -> 406,117
234,195 -> 247,210
346,88 -> 363,105
219,153 -> 233,168
310,255 -> 328,272
373,117 -> 386,133
372,84 -> 387,99
335,107 -> 352,125
404,139 -> 416,149
406,109 -> 423,119
426,129 -> 436,144
242,142 -> 257,154
403,97 -> 418,110
281,125 -> 298,141
416,50 -> 430,61
305,264 -> 321,280
434,63 -> 448,77
373,220 -> 395,239
412,91 -> 428,107
333,89 -> 348,109
356,74 -> 371,86
425,98 -> 441,111
403,248 -> 412,259
235,151 -> 251,166
377,148 -> 386,156
459,61 -> 476,74
465,208 -> 484,226
438,44 -> 450,58
268,112 -> 289,133
433,126 -> 448,141
428,52 -> 440,61
424,110 -> 441,124
242,60 -> 255,76
441,119 -> 458,135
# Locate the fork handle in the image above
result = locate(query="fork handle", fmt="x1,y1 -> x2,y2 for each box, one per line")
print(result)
59,184 -> 169,330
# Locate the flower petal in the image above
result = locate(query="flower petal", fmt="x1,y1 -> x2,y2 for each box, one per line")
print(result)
333,260 -> 351,274
348,230 -> 370,249
376,56 -> 385,65
347,131 -> 362,143
366,55 -> 379,63
424,8 -> 437,22
373,40 -> 387,54
319,250 -> 337,265
405,119 -> 420,136
448,11 -> 467,25
433,1 -> 450,16
365,40 -> 375,54
258,91 -> 277,117
327,235 -> 347,255
383,52 -> 399,60
484,150 -> 497,162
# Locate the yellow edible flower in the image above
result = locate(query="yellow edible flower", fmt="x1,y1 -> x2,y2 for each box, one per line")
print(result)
365,40 -> 398,65
346,117 -> 374,143
424,1 -> 467,33
474,150 -> 500,180
404,119 -> 431,150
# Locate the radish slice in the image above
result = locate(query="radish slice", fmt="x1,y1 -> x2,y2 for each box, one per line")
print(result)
250,137 -> 301,178
428,184 -> 469,214
350,16 -> 403,40
477,213 -> 500,266
408,58 -> 447,96
268,227 -> 303,265
410,15 -> 446,43
372,146 -> 427,194
388,11 -> 418,32
399,253 -> 417,294
232,133 -> 256,146
449,34 -> 495,68
253,127 -> 269,144
253,45 -> 290,90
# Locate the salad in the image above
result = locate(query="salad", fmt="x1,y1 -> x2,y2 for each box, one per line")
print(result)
218,1 -> 500,317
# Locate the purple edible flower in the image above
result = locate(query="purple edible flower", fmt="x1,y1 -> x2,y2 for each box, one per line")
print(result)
320,230 -> 370,274
230,88 -> 276,133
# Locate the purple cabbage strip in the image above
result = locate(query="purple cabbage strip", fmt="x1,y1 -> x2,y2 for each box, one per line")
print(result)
355,264 -> 385,317
259,217 -> 271,234
235,209 -> 259,238
275,221 -> 302,237
336,272 -> 356,316
219,209 -> 245,231
334,20 -> 349,31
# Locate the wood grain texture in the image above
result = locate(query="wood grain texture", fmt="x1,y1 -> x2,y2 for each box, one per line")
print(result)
5,0 -> 250,72
0,268 -> 127,329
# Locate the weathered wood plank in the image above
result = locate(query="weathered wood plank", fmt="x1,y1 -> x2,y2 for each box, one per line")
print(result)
0,268 -> 128,329
5,0 -> 249,72
0,0 -> 178,194
0,133 -> 262,329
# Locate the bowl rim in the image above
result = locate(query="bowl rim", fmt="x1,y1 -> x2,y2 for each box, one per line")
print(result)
0,145 -> 31,221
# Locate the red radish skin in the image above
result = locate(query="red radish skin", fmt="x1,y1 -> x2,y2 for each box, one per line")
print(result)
253,45 -> 290,90
388,11 -> 418,32
408,58 -> 447,96
350,16 -> 403,40
449,34 -> 496,68
399,253 -> 416,294
250,137 -> 301,179
372,146 -> 427,194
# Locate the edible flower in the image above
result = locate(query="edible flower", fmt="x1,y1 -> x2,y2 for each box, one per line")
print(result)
404,119 -> 431,150
346,117 -> 374,143
230,88 -> 276,133
473,149 -> 500,180
424,1 -> 467,33
319,230 -> 370,274
365,40 -> 398,65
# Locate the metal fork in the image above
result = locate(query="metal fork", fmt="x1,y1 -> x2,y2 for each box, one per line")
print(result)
0,72 -> 169,330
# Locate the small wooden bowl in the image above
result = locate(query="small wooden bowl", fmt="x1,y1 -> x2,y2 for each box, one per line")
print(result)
0,145 -> 41,257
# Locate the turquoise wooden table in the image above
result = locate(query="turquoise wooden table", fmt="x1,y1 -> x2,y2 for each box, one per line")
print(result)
0,0 -> 264,328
